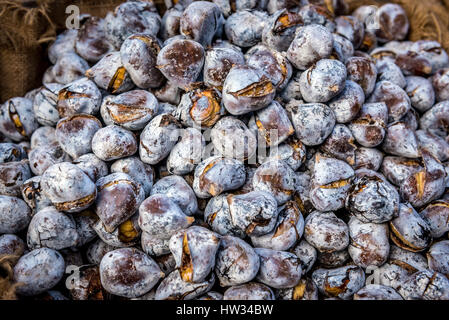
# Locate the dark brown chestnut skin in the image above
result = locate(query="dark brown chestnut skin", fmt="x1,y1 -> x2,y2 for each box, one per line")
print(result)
156,39 -> 205,89
345,56 -> 377,96
95,172 -> 145,233
368,81 -> 411,123
349,102 -> 388,148
320,124 -> 357,166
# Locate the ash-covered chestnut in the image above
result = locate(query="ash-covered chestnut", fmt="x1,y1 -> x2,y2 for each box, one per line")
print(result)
255,248 -> 302,289
304,211 -> 349,253
400,150 -> 446,208
249,101 -> 294,147
416,130 -> 449,162
155,270 -> 215,300
95,172 -> 145,233
86,239 -> 116,265
104,1 -> 160,48
111,157 -> 153,197
381,121 -> 419,158
0,159 -> 32,197
101,90 -> 159,131
52,53 -> 89,85
309,153 -> 354,212
166,128 -> 205,175
68,265 -> 107,300
411,40 -> 449,73
33,83 -> 64,127
204,194 -> 245,238
48,29 -> 77,64
389,203 -> 431,253
30,126 -> 58,149
226,190 -> 279,236
299,59 -> 347,103
156,39 -> 205,89
287,24 -> 333,70
95,212 -> 140,248
398,270 -> 449,300
141,232 -> 171,257
332,33 -> 355,64
225,10 -> 266,47
346,169 -> 399,223
372,4 -> 409,43
312,265 -> 365,300
55,114 -> 102,159
246,45 -> 292,91
85,52 -> 134,94
169,226 -> 220,283
0,143 -> 26,164
335,15 -> 364,49
151,175 -> 198,216
419,101 -> 449,138
420,200 -> 449,238
403,76 -> 435,113
21,176 -> 51,213
222,65 -> 276,116
267,137 -> 306,171
368,81 -> 411,122
427,241 -> 449,276
138,193 -> 194,238
0,234 -> 25,256
140,114 -> 182,165
0,97 -> 38,142
317,249 -> 350,268
250,200 -> 304,251
298,4 -> 336,31
193,156 -> 246,198
91,125 -> 137,161
320,124 -> 357,165
223,282 -> 274,300
210,117 -> 256,161
100,248 -> 164,298
120,34 -> 164,89
354,147 -> 384,171
348,217 -> 390,268
381,156 -> 423,186
57,81 -> 101,125
72,153 -> 108,182
175,85 -> 224,129
180,1 -> 223,46
262,9 -> 303,52
252,159 -> 296,205
289,102 -> 336,146
215,235 -> 260,286
41,162 -> 96,213
291,240 -> 317,275
27,206 -> 79,250
278,277 -> 319,300
328,80 -> 364,124
0,195 -> 32,234
354,284 -> 403,300
203,44 -> 245,89
75,16 -> 115,63
14,248 -> 65,296
345,56 -> 377,96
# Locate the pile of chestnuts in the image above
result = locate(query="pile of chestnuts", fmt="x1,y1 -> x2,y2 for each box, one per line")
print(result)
1,0 -> 449,301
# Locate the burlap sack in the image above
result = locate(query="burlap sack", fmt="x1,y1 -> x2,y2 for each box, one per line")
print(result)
0,0 -> 56,103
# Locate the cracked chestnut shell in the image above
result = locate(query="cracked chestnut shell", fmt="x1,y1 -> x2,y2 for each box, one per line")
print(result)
100,90 -> 159,131
223,282 -> 274,300
85,52 -> 134,94
389,203 -> 431,253
328,80 -> 365,124
169,226 -> 220,283
0,159 -> 32,197
56,78 -> 102,120
215,235 -> 260,287
27,206 -> 79,250
95,172 -> 145,233
41,162 -> 96,213
0,97 -> 38,142
0,195 -> 32,234
255,248 -> 302,289
222,65 -> 276,116
398,270 -> 449,300
346,169 -> 399,223
312,265 -> 365,300
420,200 -> 449,238
345,56 -> 377,96
262,8 -> 303,52
155,270 -> 215,300
193,156 -> 246,199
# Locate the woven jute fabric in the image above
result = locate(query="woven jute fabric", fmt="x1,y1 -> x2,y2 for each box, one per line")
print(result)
0,254 -> 21,300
